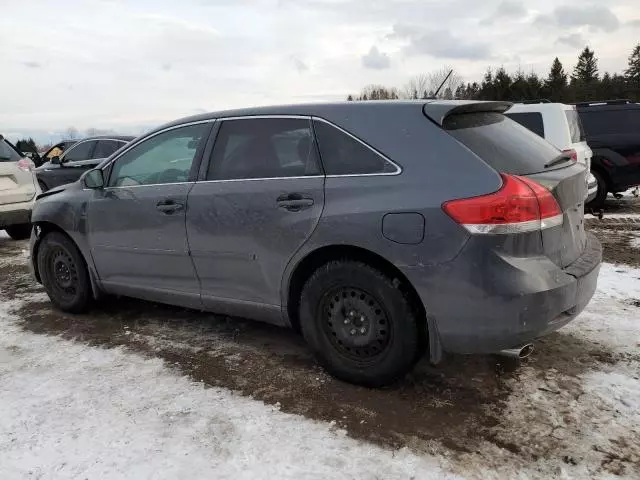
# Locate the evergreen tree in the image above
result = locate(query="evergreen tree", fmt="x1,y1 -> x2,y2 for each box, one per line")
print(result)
625,44 -> 640,84
545,58 -> 568,101
510,70 -> 528,100
454,84 -> 466,99
572,47 -> 599,83
443,87 -> 453,100
493,67 -> 512,100
346,94 -> 354,101
525,72 -> 543,99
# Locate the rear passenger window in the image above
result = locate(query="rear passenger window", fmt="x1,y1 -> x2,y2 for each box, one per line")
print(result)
579,109 -> 640,135
93,140 -> 126,159
313,120 -> 398,175
504,112 -> 545,138
207,118 -> 320,180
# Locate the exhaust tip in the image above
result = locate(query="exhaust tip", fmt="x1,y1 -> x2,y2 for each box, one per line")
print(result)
498,344 -> 535,360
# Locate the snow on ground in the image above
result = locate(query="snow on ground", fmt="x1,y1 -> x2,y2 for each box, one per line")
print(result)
0,298 -> 457,480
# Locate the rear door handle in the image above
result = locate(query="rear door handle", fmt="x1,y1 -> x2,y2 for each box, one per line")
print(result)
276,193 -> 314,212
156,199 -> 184,214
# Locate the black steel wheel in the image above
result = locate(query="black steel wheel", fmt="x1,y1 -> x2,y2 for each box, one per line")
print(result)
37,232 -> 92,313
300,260 -> 425,387
321,287 -> 392,361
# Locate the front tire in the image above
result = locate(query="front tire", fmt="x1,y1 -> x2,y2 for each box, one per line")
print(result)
4,224 -> 32,240
299,261 -> 424,387
37,232 -> 92,313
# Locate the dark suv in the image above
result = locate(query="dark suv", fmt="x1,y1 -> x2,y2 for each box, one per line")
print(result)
29,101 -> 601,386
577,100 -> 640,207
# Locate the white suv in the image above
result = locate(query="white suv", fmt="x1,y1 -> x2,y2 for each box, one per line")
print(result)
0,135 -> 39,240
506,102 -> 597,201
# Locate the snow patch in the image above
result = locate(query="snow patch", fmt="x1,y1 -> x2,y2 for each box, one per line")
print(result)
0,299 -> 457,480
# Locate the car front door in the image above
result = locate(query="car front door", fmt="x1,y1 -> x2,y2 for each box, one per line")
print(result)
186,117 -> 325,323
87,122 -> 212,308
55,140 -> 98,186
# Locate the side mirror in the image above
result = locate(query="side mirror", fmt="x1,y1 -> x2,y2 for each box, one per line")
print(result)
83,169 -> 105,189
50,155 -> 61,165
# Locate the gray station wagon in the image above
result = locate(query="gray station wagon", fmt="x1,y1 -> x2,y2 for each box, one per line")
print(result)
29,101 -> 602,386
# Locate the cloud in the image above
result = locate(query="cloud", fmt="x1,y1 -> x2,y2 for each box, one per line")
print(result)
361,46 -> 390,70
534,6 -> 620,33
627,19 -> 640,28
555,33 -> 586,48
393,24 -> 492,60
480,1 -> 527,26
290,56 -> 308,72
22,61 -> 42,68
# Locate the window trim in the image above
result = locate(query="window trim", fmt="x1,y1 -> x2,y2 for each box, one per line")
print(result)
100,120 -> 214,189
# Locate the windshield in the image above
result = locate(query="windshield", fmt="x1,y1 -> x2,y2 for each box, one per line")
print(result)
565,109 -> 585,143
443,112 -> 562,175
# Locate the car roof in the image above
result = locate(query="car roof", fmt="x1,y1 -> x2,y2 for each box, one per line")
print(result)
79,135 -> 135,141
576,102 -> 640,112
149,100 -> 513,134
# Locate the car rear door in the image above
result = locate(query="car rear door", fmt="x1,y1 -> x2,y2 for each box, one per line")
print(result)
49,140 -> 98,187
87,123 -> 211,307
186,116 -> 324,322
0,139 -> 36,206
441,108 -> 587,268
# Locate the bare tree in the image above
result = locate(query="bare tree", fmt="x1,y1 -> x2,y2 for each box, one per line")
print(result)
64,127 -> 79,140
354,84 -> 400,101
401,68 -> 464,99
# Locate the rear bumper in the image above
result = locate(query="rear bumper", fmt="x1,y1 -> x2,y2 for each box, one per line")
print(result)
403,232 -> 602,355
0,200 -> 33,228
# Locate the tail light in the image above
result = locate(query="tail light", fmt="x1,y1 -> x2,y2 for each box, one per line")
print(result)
562,149 -> 578,162
442,174 -> 563,234
17,158 -> 35,171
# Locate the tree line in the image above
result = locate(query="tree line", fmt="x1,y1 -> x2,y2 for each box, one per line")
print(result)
348,44 -> 640,103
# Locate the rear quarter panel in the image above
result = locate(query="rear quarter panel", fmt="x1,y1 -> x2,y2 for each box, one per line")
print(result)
281,104 -> 503,308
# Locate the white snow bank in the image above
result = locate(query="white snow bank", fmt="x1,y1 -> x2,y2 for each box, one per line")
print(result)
0,300 -> 458,480
564,263 -> 640,353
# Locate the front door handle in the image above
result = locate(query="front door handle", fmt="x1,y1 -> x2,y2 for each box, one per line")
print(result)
156,199 -> 184,214
276,193 -> 314,212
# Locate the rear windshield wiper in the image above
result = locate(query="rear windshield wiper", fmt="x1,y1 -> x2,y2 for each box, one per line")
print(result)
544,153 -> 572,169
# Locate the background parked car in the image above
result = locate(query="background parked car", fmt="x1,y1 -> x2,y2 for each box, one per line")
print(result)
505,101 -> 597,203
0,135 -> 39,240
30,101 -> 601,387
35,140 -> 78,168
576,100 -> 640,208
35,135 -> 133,191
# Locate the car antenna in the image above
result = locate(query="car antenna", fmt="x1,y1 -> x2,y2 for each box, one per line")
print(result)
429,69 -> 453,100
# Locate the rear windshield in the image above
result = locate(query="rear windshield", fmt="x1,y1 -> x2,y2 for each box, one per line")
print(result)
565,109 -> 585,142
505,112 -> 545,138
443,112 -> 561,175
0,139 -> 22,162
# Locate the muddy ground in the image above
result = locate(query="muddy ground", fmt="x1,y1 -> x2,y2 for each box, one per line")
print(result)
1,198 -> 639,477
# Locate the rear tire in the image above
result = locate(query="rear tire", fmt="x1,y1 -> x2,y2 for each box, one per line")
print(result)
299,260 -> 424,387
586,170 -> 608,210
37,232 -> 92,313
4,224 -> 32,240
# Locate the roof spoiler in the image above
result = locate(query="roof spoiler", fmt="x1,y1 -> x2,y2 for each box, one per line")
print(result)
423,101 -> 513,126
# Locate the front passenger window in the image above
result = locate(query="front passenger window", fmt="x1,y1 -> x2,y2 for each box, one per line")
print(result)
109,124 -> 208,187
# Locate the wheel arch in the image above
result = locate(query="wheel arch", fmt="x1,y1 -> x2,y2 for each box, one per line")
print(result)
284,244 -> 440,361
32,221 -> 102,299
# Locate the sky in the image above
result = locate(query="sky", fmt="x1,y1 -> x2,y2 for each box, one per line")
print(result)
1,0 -> 639,144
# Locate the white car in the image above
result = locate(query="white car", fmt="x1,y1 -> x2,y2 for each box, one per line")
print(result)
506,102 -> 597,202
0,135 -> 39,240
